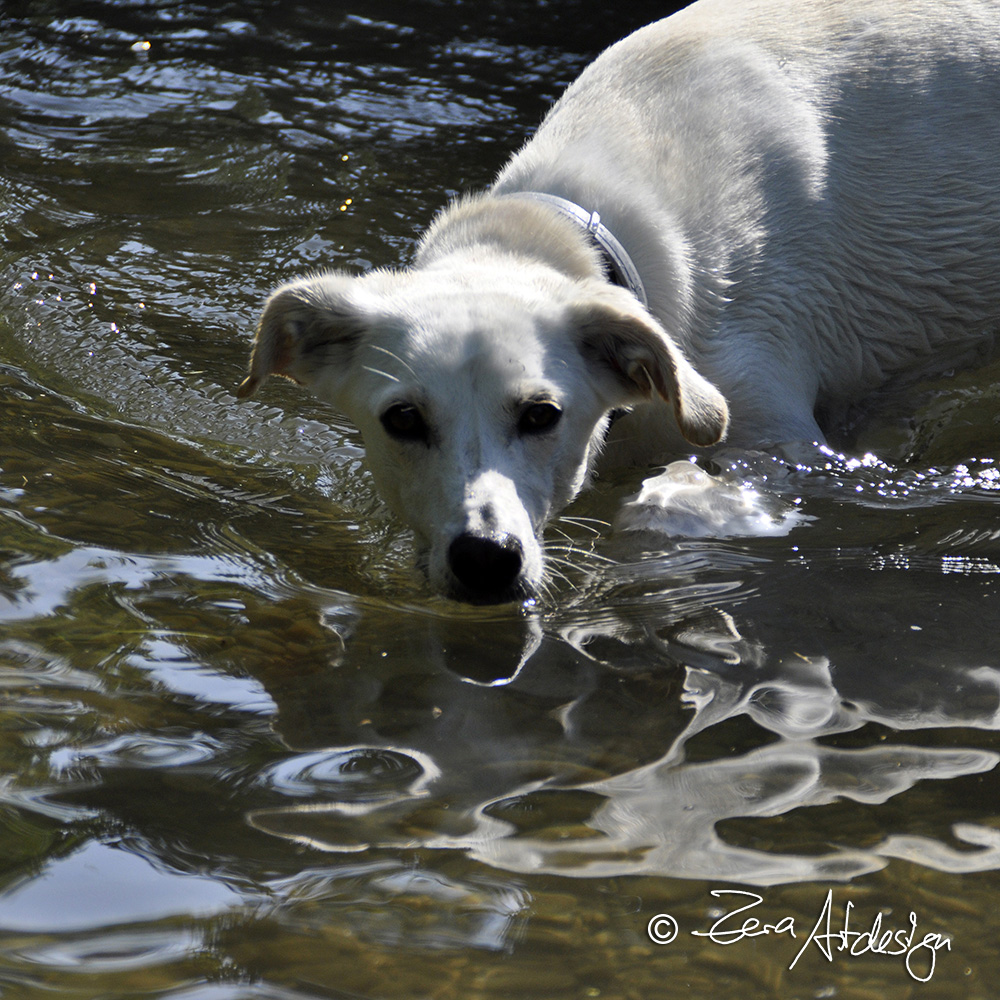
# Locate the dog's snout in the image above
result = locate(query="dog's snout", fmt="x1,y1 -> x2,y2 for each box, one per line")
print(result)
447,532 -> 524,602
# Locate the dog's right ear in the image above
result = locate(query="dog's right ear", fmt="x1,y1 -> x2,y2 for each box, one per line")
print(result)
236,274 -> 368,399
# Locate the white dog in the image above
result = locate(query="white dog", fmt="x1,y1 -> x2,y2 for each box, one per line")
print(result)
238,0 -> 1000,603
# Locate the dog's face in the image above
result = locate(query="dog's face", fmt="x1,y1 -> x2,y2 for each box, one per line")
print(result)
238,258 -> 727,602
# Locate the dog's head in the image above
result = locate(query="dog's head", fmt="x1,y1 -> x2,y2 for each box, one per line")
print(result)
238,259 -> 728,602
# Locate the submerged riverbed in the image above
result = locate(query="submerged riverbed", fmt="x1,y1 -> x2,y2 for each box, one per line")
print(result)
2,3 -> 1000,999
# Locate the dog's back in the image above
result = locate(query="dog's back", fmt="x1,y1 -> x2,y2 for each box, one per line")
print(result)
496,0 -> 1000,450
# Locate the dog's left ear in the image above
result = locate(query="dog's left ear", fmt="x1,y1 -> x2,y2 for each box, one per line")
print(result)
236,273 -> 368,400
572,297 -> 729,446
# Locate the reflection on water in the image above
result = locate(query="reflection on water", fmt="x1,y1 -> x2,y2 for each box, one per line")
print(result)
250,619 -> 1000,886
3,2 -> 1000,998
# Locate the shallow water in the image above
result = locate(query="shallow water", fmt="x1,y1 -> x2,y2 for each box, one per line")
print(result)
2,3 -> 1000,999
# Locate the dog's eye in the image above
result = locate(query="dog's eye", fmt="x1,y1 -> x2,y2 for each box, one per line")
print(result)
518,401 -> 562,436
381,403 -> 429,442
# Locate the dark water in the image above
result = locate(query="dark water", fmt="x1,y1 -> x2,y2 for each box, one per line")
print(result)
2,3 -> 1000,998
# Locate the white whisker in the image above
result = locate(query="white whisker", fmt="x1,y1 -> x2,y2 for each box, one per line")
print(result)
545,543 -> 615,567
547,524 -> 575,542
368,344 -> 418,379
361,365 -> 400,383
557,515 -> 611,535
544,560 -> 574,583
545,555 -> 587,577
535,574 -> 561,604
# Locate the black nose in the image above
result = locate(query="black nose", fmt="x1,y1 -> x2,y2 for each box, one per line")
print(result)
447,532 -> 524,602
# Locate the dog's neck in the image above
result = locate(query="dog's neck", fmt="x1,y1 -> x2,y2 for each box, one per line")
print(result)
499,192 -> 648,308
413,192 -> 644,303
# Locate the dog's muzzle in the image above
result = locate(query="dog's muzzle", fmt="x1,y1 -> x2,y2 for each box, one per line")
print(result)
447,531 -> 526,603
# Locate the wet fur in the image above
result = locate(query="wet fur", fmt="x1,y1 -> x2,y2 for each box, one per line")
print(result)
239,0 -> 1000,601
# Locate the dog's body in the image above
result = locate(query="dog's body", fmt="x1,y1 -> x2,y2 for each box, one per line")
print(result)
239,0 -> 1000,602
